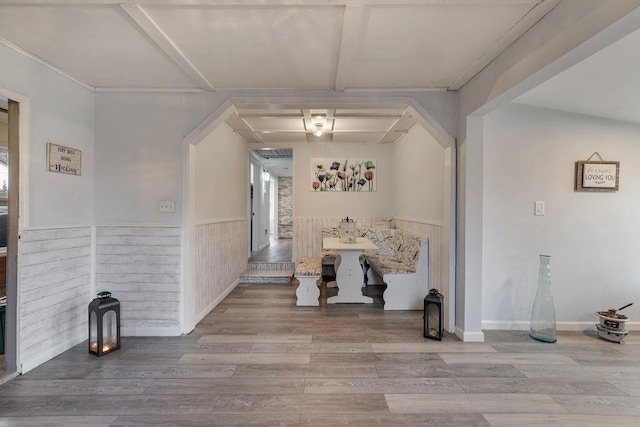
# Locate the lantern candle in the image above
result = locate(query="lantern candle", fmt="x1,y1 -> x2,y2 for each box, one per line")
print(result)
424,289 -> 444,341
88,291 -> 121,356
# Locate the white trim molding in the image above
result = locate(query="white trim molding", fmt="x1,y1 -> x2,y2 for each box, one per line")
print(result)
483,320 -> 640,332
20,329 -> 86,374
194,278 -> 240,325
455,326 -> 485,343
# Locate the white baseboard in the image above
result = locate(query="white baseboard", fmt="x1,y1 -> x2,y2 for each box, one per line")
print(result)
482,321 -> 529,331
20,331 -> 85,374
194,278 -> 241,325
121,326 -> 182,337
483,320 -> 640,331
0,372 -> 19,385
557,321 -> 640,331
455,326 -> 485,342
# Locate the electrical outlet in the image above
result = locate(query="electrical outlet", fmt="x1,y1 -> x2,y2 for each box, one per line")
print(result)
159,198 -> 175,213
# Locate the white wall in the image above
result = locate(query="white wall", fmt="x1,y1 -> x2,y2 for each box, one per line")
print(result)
93,92 -> 187,337
391,124 -> 447,319
293,143 -> 394,218
1,43 -> 95,372
1,44 -> 94,227
393,125 -> 445,225
195,123 -> 248,222
193,122 -> 248,322
455,1 -> 640,341
483,103 -> 640,329
94,92 -> 183,225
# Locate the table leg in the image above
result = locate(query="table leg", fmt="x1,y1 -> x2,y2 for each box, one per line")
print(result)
327,250 -> 373,304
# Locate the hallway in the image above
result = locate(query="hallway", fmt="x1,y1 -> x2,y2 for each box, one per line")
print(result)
249,237 -> 292,263
1,281 -> 639,426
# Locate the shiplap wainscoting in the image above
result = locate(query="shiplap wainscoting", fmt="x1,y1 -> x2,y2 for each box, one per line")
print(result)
95,226 -> 182,336
19,227 -> 93,373
394,219 -> 443,292
195,220 -> 248,323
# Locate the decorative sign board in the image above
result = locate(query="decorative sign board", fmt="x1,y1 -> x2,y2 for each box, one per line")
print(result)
311,158 -> 376,192
47,143 -> 82,176
575,153 -> 619,192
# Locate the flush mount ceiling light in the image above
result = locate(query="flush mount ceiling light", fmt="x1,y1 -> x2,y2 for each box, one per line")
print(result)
311,116 -> 327,137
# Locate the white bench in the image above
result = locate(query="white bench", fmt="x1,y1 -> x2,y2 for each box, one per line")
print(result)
295,257 -> 322,306
320,227 -> 429,310
361,229 -> 429,311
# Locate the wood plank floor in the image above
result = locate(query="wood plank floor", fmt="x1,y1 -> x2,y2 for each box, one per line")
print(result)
1,281 -> 640,426
249,237 -> 292,262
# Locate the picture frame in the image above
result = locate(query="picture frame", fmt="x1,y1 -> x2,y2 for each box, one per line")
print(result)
47,142 -> 82,176
310,158 -> 376,192
575,160 -> 619,192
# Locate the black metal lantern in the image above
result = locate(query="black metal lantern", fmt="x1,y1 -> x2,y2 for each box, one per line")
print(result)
88,291 -> 121,356
424,288 -> 444,340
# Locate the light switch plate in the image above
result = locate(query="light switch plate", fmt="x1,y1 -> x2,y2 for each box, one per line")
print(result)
534,201 -> 545,216
159,198 -> 175,213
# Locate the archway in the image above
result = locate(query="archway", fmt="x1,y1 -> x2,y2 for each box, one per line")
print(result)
181,95 -> 456,334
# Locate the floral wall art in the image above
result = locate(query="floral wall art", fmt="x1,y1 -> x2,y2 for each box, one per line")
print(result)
311,158 -> 376,192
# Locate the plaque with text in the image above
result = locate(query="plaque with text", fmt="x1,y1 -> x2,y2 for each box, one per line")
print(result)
47,143 -> 82,176
575,160 -> 619,192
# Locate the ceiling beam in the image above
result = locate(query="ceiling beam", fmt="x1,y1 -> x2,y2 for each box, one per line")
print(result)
0,37 -> 95,91
236,113 -> 268,143
334,4 -> 366,91
450,0 -> 561,90
119,3 -> 215,91
326,109 -> 335,132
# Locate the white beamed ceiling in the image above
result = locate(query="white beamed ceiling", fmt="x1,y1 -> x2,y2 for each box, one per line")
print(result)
0,4 -> 196,89
226,107 -> 417,144
0,0 -> 558,91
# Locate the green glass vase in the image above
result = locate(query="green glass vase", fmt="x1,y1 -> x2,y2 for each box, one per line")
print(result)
530,255 -> 557,343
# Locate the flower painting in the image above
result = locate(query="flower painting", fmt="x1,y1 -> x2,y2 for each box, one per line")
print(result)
311,158 -> 376,192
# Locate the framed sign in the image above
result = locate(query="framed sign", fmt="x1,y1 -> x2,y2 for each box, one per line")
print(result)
311,158 -> 376,192
575,158 -> 619,192
47,143 -> 82,176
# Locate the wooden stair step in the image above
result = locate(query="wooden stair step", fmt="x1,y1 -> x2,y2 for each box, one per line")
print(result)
239,268 -> 295,284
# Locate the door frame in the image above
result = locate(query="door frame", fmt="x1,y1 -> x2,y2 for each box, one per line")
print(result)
1,86 -> 30,374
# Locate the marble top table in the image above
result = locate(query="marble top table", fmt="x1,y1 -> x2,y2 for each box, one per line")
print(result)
323,237 -> 378,304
